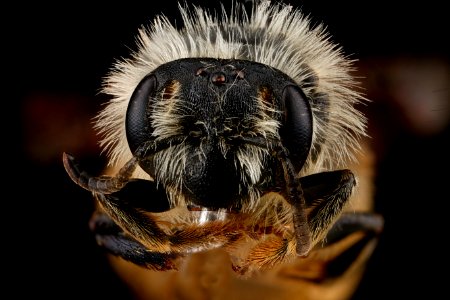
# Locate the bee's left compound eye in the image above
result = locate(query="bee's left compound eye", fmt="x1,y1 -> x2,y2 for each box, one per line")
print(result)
280,85 -> 313,173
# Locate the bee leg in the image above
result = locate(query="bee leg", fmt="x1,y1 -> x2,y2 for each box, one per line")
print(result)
276,147 -> 311,257
64,151 -> 173,248
318,212 -> 383,278
275,212 -> 383,282
300,169 -> 359,243
241,212 -> 383,274
103,178 -> 171,213
63,152 -> 175,251
324,211 -> 383,244
94,185 -> 172,253
90,212 -> 179,271
95,183 -> 243,256
64,152 -> 242,265
62,152 -> 138,194
95,189 -> 244,269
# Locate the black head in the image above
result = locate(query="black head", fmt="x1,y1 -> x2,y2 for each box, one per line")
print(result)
125,58 -> 312,209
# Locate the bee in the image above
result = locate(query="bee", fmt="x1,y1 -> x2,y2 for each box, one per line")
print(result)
63,0 -> 383,277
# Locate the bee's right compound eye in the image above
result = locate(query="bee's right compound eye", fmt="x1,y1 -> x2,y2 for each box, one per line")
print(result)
126,74 -> 157,155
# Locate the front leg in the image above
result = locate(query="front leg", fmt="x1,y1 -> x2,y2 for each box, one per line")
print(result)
63,152 -> 244,268
91,212 -> 180,271
63,152 -> 173,251
273,147 -> 358,257
275,147 -> 311,257
62,137 -> 184,194
94,181 -> 172,252
62,152 -> 138,194
230,136 -> 312,256
242,170 -> 375,272
300,169 -> 357,244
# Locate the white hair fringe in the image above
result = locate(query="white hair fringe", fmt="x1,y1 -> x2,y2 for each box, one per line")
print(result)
95,0 -> 367,177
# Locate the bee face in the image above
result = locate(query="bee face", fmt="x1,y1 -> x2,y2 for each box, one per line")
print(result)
126,58 -> 312,209
62,1 -> 382,283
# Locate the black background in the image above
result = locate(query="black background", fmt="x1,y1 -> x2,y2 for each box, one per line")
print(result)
10,0 -> 449,298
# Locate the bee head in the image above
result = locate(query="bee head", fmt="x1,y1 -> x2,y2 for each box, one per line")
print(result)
125,58 -> 312,209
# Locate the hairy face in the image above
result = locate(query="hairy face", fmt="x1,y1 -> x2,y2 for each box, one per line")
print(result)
96,2 -> 367,182
62,2 -> 382,289
125,58 -> 312,209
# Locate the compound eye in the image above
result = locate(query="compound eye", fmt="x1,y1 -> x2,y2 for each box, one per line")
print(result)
126,74 -> 157,154
280,85 -> 313,172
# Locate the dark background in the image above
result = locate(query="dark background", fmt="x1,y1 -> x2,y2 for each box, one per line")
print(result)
11,0 -> 449,298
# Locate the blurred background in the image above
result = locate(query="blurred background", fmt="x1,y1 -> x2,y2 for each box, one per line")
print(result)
11,0 -> 448,298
